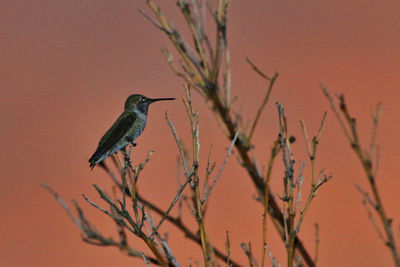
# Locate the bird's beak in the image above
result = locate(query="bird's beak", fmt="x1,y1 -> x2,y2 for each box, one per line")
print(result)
149,97 -> 175,103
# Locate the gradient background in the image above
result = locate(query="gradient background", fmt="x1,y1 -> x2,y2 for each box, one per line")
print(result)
1,0 -> 400,266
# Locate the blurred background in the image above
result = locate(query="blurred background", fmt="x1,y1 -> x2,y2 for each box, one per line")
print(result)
1,0 -> 400,266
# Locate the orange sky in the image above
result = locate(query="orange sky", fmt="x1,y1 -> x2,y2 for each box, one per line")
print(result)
1,1 -> 400,266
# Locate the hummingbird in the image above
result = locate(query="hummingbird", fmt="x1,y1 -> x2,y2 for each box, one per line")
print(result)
89,94 -> 175,169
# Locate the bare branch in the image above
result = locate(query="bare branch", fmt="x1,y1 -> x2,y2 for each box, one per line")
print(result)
269,249 -> 280,267
322,86 -> 400,266
149,172 -> 193,239
165,112 -> 190,176
314,223 -> 320,265
103,168 -> 243,266
203,145 -> 216,197
42,183 -> 84,231
240,242 -> 258,267
356,184 -> 385,242
42,183 -> 161,265
321,85 -> 352,142
246,58 -> 279,142
261,138 -> 281,267
202,131 -> 238,202
225,231 -> 231,267
138,9 -> 173,34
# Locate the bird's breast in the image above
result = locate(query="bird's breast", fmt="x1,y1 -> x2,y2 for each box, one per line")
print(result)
131,112 -> 147,138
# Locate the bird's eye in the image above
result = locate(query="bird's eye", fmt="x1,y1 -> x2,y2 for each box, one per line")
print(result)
141,98 -> 146,102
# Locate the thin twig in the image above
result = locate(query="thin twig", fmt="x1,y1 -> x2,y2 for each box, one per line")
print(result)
240,242 -> 257,267
138,9 -> 173,34
203,145 -> 216,197
320,85 -> 352,142
225,231 -> 231,267
356,184 -> 385,242
314,223 -> 319,265
246,58 -> 279,142
261,139 -> 281,267
42,183 -> 84,231
269,249 -> 280,267
369,103 -> 382,175
165,112 -> 190,176
202,131 -> 238,202
143,211 -> 180,267
149,172 -> 194,239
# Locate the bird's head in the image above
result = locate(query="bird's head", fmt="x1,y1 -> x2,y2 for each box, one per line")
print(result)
124,94 -> 175,114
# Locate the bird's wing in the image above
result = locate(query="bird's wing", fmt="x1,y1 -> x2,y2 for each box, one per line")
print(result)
89,112 -> 137,163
